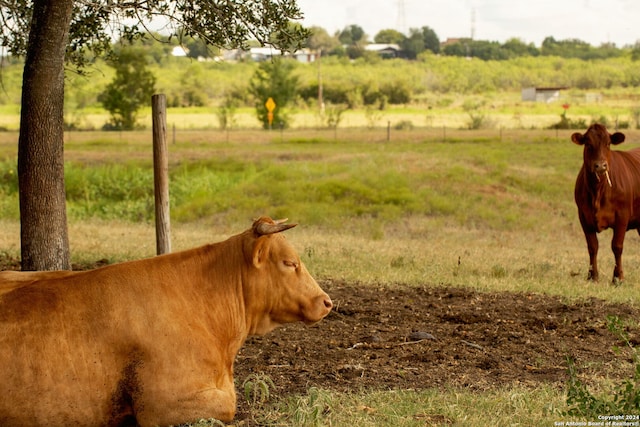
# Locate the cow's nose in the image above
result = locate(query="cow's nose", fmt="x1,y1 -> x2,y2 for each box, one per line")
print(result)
324,296 -> 333,310
594,161 -> 608,172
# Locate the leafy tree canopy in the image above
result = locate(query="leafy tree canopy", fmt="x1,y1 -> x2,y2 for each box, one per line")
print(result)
374,29 -> 405,45
541,36 -> 623,60
0,0 -> 309,67
420,26 -> 440,54
249,58 -> 299,129
306,26 -> 341,54
99,46 -> 157,130
338,24 -> 366,45
502,38 -> 539,58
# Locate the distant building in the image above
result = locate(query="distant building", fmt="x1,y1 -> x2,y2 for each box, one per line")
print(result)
222,47 -> 319,63
521,87 -> 568,103
441,38 -> 464,47
171,46 -> 188,57
364,43 -> 401,58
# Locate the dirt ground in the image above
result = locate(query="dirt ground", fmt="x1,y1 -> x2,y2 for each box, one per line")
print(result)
234,279 -> 640,419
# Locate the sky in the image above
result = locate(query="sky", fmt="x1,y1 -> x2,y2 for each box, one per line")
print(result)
295,0 -> 640,47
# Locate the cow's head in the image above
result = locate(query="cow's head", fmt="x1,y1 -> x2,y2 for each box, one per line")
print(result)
243,217 -> 332,335
572,123 -> 625,183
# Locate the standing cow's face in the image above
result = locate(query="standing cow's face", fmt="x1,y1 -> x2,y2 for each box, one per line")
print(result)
246,218 -> 332,335
572,124 -> 625,181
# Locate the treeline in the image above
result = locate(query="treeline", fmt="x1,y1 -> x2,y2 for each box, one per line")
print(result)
73,53 -> 640,118
1,36 -> 639,121
45,21 -> 637,65
148,23 -> 640,62
307,24 -> 640,62
0,52 -> 637,111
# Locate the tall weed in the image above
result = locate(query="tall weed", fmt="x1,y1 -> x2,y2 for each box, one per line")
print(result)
562,315 -> 640,416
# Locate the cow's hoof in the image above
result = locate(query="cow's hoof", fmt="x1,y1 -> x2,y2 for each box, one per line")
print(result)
612,277 -> 623,286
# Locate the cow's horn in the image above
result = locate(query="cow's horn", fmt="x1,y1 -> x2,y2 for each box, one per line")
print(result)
254,217 -> 297,235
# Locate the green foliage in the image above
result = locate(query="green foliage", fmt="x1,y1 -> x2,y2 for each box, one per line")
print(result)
282,387 -> 332,427
548,111 -> 588,129
64,162 -> 154,222
374,29 -> 405,45
541,37 -> 623,60
398,26 -> 440,59
563,315 -> 640,417
0,159 -> 19,219
0,0 -> 308,70
338,25 -> 366,45
99,47 -> 156,130
394,120 -> 414,130
249,58 -> 299,129
0,134 -> 573,234
175,63 -> 209,107
243,373 -> 276,407
306,26 -> 341,54
5,48 -> 640,119
173,418 -> 225,427
322,103 -> 348,128
463,100 -> 494,129
216,93 -> 239,130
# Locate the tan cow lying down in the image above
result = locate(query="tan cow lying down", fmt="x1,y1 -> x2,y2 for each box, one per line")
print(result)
0,217 -> 332,426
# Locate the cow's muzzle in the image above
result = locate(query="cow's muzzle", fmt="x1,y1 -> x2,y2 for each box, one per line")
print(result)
594,169 -> 612,187
592,161 -> 612,187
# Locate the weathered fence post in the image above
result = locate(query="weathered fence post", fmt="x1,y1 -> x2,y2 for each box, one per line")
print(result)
152,94 -> 171,255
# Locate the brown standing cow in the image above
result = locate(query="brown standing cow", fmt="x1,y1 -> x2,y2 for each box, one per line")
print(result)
572,123 -> 640,283
0,217 -> 332,426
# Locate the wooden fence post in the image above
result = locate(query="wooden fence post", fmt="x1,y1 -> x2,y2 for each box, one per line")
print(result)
152,94 -> 171,255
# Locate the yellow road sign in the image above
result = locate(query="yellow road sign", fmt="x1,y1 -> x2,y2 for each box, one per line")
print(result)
265,97 -> 276,112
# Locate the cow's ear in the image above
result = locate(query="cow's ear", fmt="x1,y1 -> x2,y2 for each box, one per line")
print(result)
252,238 -> 269,268
611,132 -> 626,145
571,132 -> 584,145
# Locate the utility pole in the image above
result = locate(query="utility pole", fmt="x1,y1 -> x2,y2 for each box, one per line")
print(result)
471,7 -> 476,40
317,49 -> 324,116
396,0 -> 406,33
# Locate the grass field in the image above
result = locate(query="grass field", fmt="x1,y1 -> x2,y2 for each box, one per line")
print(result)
0,127 -> 639,425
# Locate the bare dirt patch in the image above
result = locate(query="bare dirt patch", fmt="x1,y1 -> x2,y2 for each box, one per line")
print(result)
235,280 -> 640,418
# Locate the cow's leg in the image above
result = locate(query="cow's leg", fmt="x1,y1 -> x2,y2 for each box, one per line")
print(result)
136,382 -> 237,426
611,225 -> 627,284
584,231 -> 599,281
134,363 -> 238,426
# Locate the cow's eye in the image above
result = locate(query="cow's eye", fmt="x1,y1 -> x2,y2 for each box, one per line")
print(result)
283,260 -> 299,269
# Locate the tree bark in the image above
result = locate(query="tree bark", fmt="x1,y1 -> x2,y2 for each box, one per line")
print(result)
18,0 -> 74,270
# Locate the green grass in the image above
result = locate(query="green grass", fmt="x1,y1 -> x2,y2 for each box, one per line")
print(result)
251,385 -> 568,427
2,128 -> 640,303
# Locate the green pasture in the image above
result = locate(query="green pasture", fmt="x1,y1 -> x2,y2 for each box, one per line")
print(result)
0,128 -> 638,425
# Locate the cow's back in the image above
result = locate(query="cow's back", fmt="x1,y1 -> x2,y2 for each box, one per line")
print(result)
0,271 -> 141,425
615,148 -> 640,227
0,270 -> 75,296
611,148 -> 640,195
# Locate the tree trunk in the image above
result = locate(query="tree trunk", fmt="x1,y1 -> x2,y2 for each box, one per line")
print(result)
18,0 -> 74,271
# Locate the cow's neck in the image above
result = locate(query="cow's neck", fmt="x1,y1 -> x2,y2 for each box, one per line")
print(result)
190,242 -> 253,346
589,173 -> 611,211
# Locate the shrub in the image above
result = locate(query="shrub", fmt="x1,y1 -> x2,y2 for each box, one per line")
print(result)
394,120 -> 414,130
548,113 -> 588,130
562,315 -> 640,417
